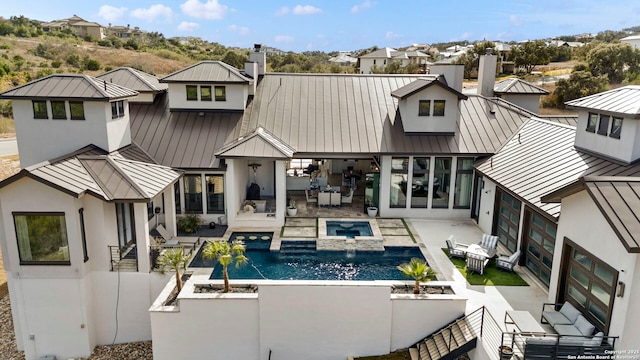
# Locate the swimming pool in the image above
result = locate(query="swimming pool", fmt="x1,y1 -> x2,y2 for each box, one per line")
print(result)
189,233 -> 428,281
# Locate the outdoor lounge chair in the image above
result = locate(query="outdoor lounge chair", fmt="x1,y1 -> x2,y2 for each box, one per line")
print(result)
466,252 -> 489,275
478,234 -> 498,258
156,224 -> 179,246
496,250 -> 521,272
341,188 -> 354,204
305,189 -> 318,207
445,235 -> 468,259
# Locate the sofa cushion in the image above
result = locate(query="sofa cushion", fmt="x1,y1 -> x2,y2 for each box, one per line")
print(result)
554,324 -> 583,337
543,310 -> 574,326
559,336 -> 590,345
574,315 -> 596,336
584,331 -> 604,347
559,302 -> 581,323
526,336 -> 558,345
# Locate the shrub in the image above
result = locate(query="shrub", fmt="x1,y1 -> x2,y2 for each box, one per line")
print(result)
36,68 -> 53,78
177,214 -> 202,234
51,60 -> 62,68
0,100 -> 12,117
66,54 -> 81,67
84,58 -> 100,71
103,66 -> 113,72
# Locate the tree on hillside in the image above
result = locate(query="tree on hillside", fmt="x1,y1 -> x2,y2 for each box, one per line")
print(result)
453,41 -> 496,79
221,51 -> 249,69
549,70 -> 608,108
510,40 -> 551,73
595,30 -> 627,43
586,43 -> 640,84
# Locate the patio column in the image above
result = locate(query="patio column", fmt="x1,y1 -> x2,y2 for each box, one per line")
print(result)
163,185 -> 177,237
134,202 -> 151,272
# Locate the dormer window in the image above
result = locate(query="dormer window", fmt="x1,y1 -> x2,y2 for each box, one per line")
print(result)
70,102 -> 85,120
418,100 -> 430,116
111,100 -> 125,119
33,100 -> 47,119
186,85 -> 198,101
597,115 -> 609,135
215,86 -> 226,101
201,86 -> 212,101
51,101 -> 66,120
586,113 -> 598,132
610,117 -> 622,139
433,100 -> 446,116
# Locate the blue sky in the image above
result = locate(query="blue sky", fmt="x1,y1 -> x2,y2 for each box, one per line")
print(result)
2,0 -> 640,52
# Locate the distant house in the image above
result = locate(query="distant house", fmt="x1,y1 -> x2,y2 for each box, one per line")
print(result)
107,24 -> 145,40
493,78 -> 549,114
328,52 -> 357,67
40,15 -> 105,40
547,40 -> 584,48
621,34 -> 640,49
358,47 -> 430,74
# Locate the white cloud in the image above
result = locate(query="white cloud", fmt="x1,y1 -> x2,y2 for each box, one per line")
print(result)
274,35 -> 295,43
228,24 -> 249,36
385,31 -> 403,40
131,4 -> 175,22
275,6 -> 290,16
293,5 -> 321,15
510,15 -> 523,27
180,0 -> 229,20
351,0 -> 372,14
177,21 -> 200,32
98,5 -> 127,22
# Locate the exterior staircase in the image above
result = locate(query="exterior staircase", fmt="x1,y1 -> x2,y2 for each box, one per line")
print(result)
411,317 -> 478,360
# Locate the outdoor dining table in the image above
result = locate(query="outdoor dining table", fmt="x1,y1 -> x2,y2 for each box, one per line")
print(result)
466,244 -> 490,258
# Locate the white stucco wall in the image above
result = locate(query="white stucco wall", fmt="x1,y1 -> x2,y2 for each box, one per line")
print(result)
129,92 -> 156,103
150,278 -> 466,360
167,83 -> 248,110
551,191 -> 639,348
501,94 -> 541,114
621,38 -> 640,49
12,99 -> 132,168
398,86 -> 460,134
574,111 -> 640,163
379,156 -> 473,219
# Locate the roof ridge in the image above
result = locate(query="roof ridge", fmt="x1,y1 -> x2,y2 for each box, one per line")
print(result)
529,116 -> 577,130
78,156 -> 115,200
105,156 -> 149,199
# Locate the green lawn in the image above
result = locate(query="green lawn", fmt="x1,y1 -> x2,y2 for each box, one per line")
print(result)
441,249 -> 529,286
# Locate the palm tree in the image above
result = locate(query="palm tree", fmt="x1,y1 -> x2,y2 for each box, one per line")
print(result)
397,258 -> 437,294
202,240 -> 248,293
158,248 -> 192,292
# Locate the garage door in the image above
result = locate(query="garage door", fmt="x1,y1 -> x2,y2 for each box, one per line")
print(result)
495,190 -> 520,252
522,209 -> 556,288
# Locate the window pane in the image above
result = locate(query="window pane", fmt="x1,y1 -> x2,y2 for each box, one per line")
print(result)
111,102 -> 118,118
586,113 -> 598,132
529,229 -> 542,244
33,101 -> 48,119
542,239 -> 555,253
206,175 -> 224,213
542,255 -> 553,268
454,172 -> 472,208
118,100 -> 125,116
568,284 -> 587,306
433,157 -> 451,208
174,182 -> 181,215
591,282 -> 610,305
570,266 -> 589,289
391,158 -> 407,172
527,243 -> 540,259
610,117 -> 622,139
214,86 -> 226,101
116,203 -> 135,248
545,222 -> 556,237
589,303 -> 607,325
183,175 -> 203,213
532,214 -> 544,228
418,100 -> 430,116
457,158 -> 474,170
201,86 -> 212,101
411,157 -> 429,208
594,263 -> 615,285
433,100 -> 445,116
51,101 -> 66,119
573,250 -> 592,269
14,213 -> 70,264
69,102 -> 85,120
597,115 -> 609,135
390,173 -> 407,208
186,85 -> 198,100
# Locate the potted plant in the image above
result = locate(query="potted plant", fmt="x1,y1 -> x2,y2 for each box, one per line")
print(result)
287,200 -> 298,216
202,239 -> 248,293
367,204 -> 378,218
499,345 -> 513,360
157,248 -> 192,292
396,258 -> 437,294
177,213 -> 202,234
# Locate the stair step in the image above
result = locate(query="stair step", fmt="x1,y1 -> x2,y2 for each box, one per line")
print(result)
433,333 -> 448,355
451,324 -> 467,345
418,343 -> 430,360
425,338 -> 440,359
456,318 -> 475,341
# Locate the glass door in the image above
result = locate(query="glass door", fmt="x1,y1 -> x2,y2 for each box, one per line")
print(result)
364,172 -> 380,213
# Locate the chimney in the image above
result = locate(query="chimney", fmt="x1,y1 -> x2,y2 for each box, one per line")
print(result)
244,62 -> 258,95
477,48 -> 497,97
429,64 -> 464,92
249,43 -> 266,76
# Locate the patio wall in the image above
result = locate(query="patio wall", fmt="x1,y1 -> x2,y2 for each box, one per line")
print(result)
150,276 -> 467,360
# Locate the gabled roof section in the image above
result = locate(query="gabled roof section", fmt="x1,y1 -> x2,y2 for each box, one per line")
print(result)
494,78 -> 549,95
216,127 -> 296,159
159,61 -> 251,84
359,47 -> 397,58
0,144 -> 180,202
477,118 -> 640,219
583,177 -> 640,253
390,76 -> 468,100
0,74 -> 138,101
96,67 -> 168,93
565,85 -> 640,118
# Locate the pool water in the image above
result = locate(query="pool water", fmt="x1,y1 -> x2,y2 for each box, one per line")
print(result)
325,221 -> 373,238
190,233 -> 428,281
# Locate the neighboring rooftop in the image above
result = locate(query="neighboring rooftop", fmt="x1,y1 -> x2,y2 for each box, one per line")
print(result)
565,85 -> 640,118
0,74 -> 138,100
96,67 -> 168,93
390,76 -> 466,99
493,78 -> 549,95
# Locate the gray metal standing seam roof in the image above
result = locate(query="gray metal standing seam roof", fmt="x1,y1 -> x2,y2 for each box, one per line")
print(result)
493,78 -> 549,95
159,61 -> 251,83
0,74 -> 139,100
565,85 -> 640,118
1,144 -> 181,201
475,118 -> 640,219
96,67 -> 168,93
